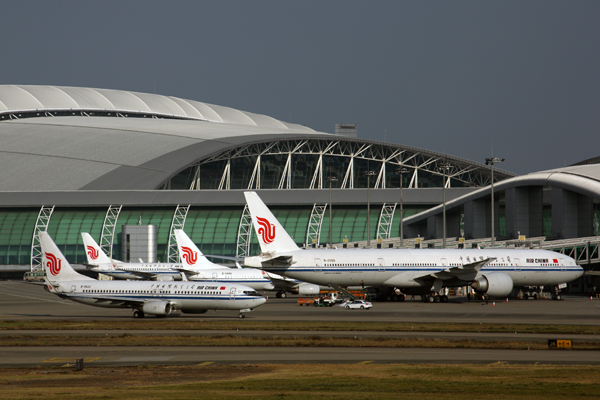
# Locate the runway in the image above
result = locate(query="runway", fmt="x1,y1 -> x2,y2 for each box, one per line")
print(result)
1,346 -> 598,368
2,280 -> 600,367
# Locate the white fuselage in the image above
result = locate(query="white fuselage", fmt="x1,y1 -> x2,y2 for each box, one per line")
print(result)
91,263 -> 277,291
249,248 -> 583,289
47,279 -> 267,312
90,262 -> 183,280
186,268 -> 276,291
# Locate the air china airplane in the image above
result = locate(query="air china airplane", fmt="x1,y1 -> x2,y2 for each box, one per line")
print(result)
82,233 -> 183,281
243,191 -> 584,301
40,232 -> 266,318
174,229 -> 321,297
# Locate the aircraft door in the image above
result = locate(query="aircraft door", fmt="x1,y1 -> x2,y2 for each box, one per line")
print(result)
70,285 -> 76,293
378,258 -> 385,272
212,273 -> 218,281
230,287 -> 236,300
560,258 -> 566,271
314,258 -> 322,272
513,258 -> 521,271
440,258 -> 448,267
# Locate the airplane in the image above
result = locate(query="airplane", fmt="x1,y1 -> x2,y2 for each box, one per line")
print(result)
242,191 -> 584,301
174,229 -> 321,297
82,232 -> 183,281
40,231 -> 266,318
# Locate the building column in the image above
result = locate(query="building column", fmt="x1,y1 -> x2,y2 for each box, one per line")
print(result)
553,188 -> 593,239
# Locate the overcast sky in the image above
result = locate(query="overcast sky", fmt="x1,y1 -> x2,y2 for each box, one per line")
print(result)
2,1 -> 598,175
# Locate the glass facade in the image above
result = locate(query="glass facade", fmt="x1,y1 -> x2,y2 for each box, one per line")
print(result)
0,205 -> 429,265
162,139 -> 504,191
0,209 -> 38,265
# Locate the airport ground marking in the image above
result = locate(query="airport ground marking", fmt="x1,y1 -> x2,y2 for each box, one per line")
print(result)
196,361 -> 214,366
43,357 -> 102,363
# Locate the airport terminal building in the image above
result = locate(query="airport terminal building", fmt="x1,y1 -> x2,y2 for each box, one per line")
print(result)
1,85 -> 598,293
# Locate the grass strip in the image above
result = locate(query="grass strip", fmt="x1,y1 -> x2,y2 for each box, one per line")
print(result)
3,334 -> 600,350
1,320 -> 599,334
1,364 -> 600,400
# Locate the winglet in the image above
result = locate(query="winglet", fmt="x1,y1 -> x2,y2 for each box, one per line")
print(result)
244,192 -> 300,254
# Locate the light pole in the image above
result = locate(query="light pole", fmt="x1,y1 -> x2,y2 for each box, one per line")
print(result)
438,162 -> 451,248
395,167 -> 409,248
363,170 -> 376,247
485,157 -> 504,247
327,176 -> 338,248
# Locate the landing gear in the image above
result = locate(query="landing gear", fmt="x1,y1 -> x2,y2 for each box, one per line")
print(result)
275,291 -> 287,298
238,313 -> 246,319
133,309 -> 144,318
422,294 -> 448,303
551,285 -> 563,301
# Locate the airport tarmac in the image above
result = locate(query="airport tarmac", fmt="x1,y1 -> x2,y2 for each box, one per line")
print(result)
2,280 -> 599,325
2,280 -> 600,367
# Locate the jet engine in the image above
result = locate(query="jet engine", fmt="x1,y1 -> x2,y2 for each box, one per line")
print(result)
142,300 -> 173,316
471,272 -> 513,297
290,283 -> 320,295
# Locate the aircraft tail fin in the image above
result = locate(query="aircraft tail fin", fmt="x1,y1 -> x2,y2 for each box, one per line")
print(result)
81,233 -> 114,267
173,229 -> 219,270
39,232 -> 92,282
244,191 -> 300,254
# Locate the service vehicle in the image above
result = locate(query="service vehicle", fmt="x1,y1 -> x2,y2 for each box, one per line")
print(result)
344,300 -> 372,310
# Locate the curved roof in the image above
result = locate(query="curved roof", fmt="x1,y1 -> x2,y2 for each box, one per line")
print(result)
403,164 -> 600,227
0,85 -> 315,129
0,85 -> 514,193
0,85 -> 321,191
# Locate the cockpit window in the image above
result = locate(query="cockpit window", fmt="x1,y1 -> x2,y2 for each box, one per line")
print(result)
243,291 -> 259,296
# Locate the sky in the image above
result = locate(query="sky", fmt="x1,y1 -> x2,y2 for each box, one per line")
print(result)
2,1 -> 599,175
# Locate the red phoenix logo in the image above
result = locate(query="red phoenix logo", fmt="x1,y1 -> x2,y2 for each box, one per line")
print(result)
86,245 -> 99,260
181,246 -> 198,265
44,252 -> 62,276
256,216 -> 276,244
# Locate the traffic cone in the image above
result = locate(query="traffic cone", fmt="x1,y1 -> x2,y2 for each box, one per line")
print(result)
591,296 -> 594,301
493,302 -> 495,306
506,298 -> 508,302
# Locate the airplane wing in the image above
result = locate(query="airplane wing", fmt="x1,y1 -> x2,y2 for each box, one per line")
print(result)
414,258 -> 495,282
88,295 -> 146,308
174,267 -> 206,276
204,254 -> 244,262
15,279 -> 47,286
261,255 -> 294,266
262,272 -> 301,289
117,269 -> 160,279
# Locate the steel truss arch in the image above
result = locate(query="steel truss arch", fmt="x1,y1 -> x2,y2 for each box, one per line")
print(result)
377,203 -> 397,240
100,205 -> 122,258
161,137 -> 516,191
306,203 -> 328,247
30,205 -> 55,271
236,204 -> 254,258
167,204 -> 190,263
